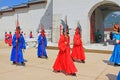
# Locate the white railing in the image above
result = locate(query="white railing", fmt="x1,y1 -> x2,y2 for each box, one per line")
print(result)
25,38 -> 38,48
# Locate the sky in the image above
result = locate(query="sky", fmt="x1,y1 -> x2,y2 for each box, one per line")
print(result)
0,0 -> 28,9
104,11 -> 120,28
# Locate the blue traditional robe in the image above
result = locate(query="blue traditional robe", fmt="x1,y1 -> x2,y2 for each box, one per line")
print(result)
109,33 -> 120,64
117,71 -> 120,80
10,34 -> 26,63
37,34 -> 47,58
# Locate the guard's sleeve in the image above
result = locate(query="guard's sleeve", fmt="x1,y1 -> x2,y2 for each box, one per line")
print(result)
58,35 -> 66,51
12,34 -> 17,47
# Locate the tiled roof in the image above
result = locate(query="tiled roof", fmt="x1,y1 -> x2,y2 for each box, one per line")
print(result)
29,0 -> 47,3
0,0 -> 47,13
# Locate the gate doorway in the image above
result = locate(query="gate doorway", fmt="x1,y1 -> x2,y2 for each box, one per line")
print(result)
90,3 -> 120,43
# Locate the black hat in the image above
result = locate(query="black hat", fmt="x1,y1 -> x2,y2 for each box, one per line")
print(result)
77,21 -> 82,32
60,19 -> 69,34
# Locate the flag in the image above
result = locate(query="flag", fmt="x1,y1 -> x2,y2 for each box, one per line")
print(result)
16,19 -> 19,27
16,14 -> 20,39
65,16 -> 69,29
65,16 -> 67,25
77,21 -> 82,32
40,23 -> 44,31
60,19 -> 67,31
15,14 -> 20,64
16,14 -> 19,27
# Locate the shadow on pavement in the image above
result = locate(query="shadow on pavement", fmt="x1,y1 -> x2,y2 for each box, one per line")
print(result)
24,59 -> 28,62
106,74 -> 117,80
103,60 -> 114,66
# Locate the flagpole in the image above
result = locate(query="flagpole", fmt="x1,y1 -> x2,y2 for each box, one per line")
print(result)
16,13 -> 19,65
60,25 -> 62,36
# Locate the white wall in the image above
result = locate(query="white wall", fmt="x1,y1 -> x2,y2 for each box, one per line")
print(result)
0,12 -> 16,40
15,3 -> 46,38
1,0 -> 120,44
53,0 -> 120,44
0,1 -> 53,41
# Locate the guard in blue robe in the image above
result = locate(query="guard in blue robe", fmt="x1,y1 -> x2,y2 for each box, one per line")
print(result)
37,29 -> 48,58
109,24 -> 120,66
10,26 -> 26,65
117,71 -> 120,80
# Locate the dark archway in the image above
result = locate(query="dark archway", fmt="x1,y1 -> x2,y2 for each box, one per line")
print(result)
90,3 -> 120,43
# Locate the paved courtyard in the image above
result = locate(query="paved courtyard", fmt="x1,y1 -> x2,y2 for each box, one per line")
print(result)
0,41 -> 120,80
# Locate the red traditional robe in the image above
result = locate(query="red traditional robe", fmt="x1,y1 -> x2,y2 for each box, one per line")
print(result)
71,32 -> 85,61
53,34 -> 77,74
5,33 -> 8,44
29,33 -> 33,38
8,34 -> 12,46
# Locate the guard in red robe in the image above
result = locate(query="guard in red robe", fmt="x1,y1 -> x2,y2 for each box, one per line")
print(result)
8,32 -> 12,46
29,31 -> 33,38
53,19 -> 77,76
4,32 -> 8,44
71,27 -> 85,63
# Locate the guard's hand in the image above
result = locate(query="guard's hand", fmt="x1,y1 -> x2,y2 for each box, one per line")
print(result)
116,40 -> 119,43
22,49 -> 25,53
65,42 -> 67,44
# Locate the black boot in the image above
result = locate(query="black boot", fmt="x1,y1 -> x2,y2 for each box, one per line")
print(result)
53,70 -> 60,73
71,73 -> 76,76
81,60 -> 85,63
45,56 -> 48,59
38,56 -> 42,58
21,62 -> 25,66
114,63 -> 120,66
12,61 -> 16,65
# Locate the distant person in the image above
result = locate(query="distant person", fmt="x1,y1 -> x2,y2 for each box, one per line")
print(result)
37,31 -> 40,37
109,24 -> 120,66
37,28 -> 48,58
21,31 -> 26,39
29,31 -> 33,38
10,26 -> 26,66
95,29 -> 102,43
4,32 -> 8,44
109,32 -> 113,40
8,32 -> 12,46
21,31 -> 24,37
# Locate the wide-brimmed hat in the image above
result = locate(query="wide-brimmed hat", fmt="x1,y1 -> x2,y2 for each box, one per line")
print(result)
113,24 -> 119,31
60,19 -> 69,34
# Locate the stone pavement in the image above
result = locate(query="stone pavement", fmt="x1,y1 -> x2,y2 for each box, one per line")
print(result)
0,41 -> 120,80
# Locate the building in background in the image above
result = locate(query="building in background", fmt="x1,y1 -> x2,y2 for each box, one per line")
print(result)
0,0 -> 52,42
1,0 -> 120,44
52,0 -> 120,44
